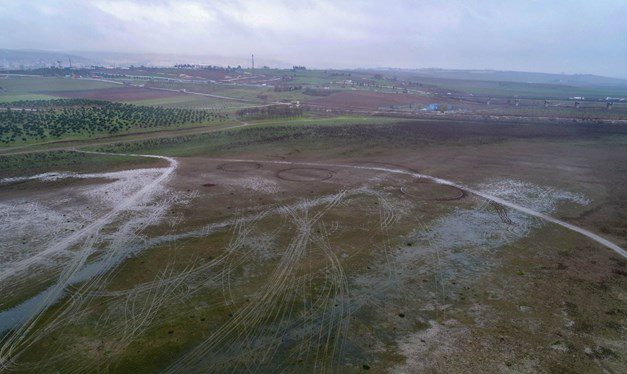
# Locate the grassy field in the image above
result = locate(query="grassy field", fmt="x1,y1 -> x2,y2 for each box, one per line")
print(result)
90,117 -> 627,160
0,76 -> 121,103
2,116 -> 626,372
0,150 -> 164,178
413,77 -> 627,99
3,66 -> 627,373
131,95 -> 253,110
0,93 -> 59,103
0,76 -> 118,93
87,116 -> 409,155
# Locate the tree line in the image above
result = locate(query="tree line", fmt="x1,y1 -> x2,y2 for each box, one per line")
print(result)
236,105 -> 303,120
0,100 -> 227,144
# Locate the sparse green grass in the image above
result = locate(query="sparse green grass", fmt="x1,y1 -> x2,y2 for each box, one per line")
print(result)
0,150 -> 162,178
266,90 -> 309,102
145,82 -> 265,102
0,76 -> 118,93
0,93 -> 59,103
423,78 -> 627,99
249,115 -> 406,128
89,121 -> 365,157
90,117 -> 627,162
133,95 -> 253,111
486,105 -> 627,120
209,86 -> 266,101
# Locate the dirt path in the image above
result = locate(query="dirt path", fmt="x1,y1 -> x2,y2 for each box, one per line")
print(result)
0,152 -> 177,283
0,150 -> 182,369
208,158 -> 627,259
0,120 -> 259,284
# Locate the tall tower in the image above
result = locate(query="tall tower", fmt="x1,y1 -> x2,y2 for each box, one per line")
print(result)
251,54 -> 254,74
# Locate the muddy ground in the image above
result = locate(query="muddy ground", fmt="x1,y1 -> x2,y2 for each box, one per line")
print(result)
0,119 -> 626,372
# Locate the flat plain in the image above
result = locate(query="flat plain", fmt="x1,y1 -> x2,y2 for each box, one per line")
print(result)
0,72 -> 626,372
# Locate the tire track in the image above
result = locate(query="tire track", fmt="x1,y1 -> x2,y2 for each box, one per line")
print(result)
165,192 -> 347,373
206,158 -> 626,259
0,150 -> 178,371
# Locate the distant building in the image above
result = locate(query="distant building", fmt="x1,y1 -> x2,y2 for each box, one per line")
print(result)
426,103 -> 439,111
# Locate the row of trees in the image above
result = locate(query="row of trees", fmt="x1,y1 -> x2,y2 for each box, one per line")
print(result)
3,98 -> 107,108
0,100 -> 227,144
274,85 -> 302,92
173,64 -> 244,72
236,105 -> 303,120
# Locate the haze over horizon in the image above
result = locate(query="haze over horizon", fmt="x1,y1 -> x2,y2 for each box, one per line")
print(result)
1,0 -> 626,78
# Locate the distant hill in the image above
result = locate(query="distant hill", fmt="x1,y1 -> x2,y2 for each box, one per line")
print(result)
0,49 -> 291,70
3,49 -> 625,89
0,49 -> 92,69
70,51 -> 293,69
372,68 -> 627,87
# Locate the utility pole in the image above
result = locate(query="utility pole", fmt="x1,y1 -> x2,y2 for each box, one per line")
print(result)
251,54 -> 254,74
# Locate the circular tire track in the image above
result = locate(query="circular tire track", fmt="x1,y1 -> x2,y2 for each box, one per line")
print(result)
400,180 -> 465,201
217,162 -> 262,172
276,167 -> 334,182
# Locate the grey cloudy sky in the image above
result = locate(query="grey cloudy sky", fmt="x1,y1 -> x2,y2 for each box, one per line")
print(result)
1,0 -> 626,77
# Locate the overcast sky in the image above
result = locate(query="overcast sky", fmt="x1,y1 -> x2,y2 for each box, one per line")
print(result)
1,0 -> 626,77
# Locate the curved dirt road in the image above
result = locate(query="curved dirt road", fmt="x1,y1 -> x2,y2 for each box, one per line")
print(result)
210,158 -> 627,259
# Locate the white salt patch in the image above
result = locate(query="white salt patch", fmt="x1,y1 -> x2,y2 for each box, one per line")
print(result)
476,179 -> 590,213
237,176 -> 280,193
0,201 -> 86,266
392,320 -> 468,373
0,172 -> 79,184
0,166 -> 173,275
